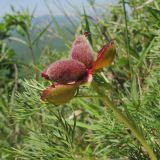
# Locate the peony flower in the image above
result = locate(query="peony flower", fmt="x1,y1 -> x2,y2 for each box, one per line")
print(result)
41,33 -> 116,105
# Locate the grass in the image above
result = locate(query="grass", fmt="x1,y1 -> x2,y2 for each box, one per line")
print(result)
0,0 -> 160,159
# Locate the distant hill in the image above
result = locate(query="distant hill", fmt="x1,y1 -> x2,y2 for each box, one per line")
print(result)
33,14 -> 79,26
8,14 -> 79,62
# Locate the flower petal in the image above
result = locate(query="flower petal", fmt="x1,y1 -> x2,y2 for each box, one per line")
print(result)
71,35 -> 94,69
92,41 -> 116,71
41,84 -> 78,105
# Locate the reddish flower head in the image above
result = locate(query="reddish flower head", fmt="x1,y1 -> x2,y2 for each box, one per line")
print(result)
42,59 -> 87,84
71,35 -> 94,68
41,33 -> 116,104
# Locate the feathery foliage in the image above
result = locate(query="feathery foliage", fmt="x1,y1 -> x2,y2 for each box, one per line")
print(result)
0,0 -> 160,159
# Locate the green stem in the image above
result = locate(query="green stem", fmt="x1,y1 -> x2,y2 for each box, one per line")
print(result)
122,0 -> 131,72
92,82 -> 157,160
26,30 -> 37,79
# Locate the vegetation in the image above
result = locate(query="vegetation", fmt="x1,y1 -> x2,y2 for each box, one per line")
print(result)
0,0 -> 160,159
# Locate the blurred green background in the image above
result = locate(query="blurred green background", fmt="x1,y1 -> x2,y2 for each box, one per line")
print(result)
0,0 -> 160,159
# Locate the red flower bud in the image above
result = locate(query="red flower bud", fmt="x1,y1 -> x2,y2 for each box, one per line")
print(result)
41,34 -> 116,105
71,35 -> 94,68
45,59 -> 87,84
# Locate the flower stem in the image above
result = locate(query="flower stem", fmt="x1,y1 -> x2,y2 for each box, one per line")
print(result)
92,81 -> 157,160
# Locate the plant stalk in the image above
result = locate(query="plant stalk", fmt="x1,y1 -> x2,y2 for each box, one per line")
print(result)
26,30 -> 38,80
92,82 -> 157,160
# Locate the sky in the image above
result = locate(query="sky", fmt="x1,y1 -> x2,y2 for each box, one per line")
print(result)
0,0 -> 116,17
